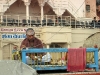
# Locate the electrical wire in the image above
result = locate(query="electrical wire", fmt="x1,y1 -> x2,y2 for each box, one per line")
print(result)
7,0 -> 12,15
34,0 -> 87,47
5,0 -> 87,47
73,0 -> 85,15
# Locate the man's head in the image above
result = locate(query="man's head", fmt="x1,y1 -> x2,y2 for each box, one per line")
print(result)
26,28 -> 35,41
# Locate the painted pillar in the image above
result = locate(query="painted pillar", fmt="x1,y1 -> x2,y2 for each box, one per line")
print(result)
38,0 -> 45,26
67,44 -> 70,48
0,5 -> 4,23
46,44 -> 50,49
0,12 -> 4,23
41,5 -> 44,21
23,0 -> 31,20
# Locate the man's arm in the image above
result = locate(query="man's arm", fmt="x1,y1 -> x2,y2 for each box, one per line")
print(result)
20,40 -> 26,50
38,41 -> 43,48
35,38 -> 43,48
37,40 -> 43,48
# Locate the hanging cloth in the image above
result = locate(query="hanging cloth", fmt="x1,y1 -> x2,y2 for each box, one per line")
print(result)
67,48 -> 86,72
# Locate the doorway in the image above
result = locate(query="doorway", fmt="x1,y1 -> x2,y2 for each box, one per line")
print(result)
2,43 -> 17,59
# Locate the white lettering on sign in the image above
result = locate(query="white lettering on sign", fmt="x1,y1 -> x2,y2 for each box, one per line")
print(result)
2,34 -> 26,39
0,28 -> 27,32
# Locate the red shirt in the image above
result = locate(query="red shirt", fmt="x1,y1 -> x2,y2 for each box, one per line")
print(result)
20,37 -> 43,49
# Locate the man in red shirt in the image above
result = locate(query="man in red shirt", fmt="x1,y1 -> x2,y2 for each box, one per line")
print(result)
20,28 -> 43,64
20,28 -> 43,49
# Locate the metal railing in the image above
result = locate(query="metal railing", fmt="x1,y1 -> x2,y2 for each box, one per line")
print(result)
0,15 -> 99,28
20,48 -> 99,71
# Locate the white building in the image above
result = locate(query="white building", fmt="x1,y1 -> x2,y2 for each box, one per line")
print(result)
0,0 -> 99,60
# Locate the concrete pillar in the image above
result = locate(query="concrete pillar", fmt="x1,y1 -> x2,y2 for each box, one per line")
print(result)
0,4 -> 4,23
41,5 -> 44,21
26,4 -> 29,20
38,0 -> 45,26
40,5 -> 44,26
67,43 -> 70,48
46,44 -> 50,49
24,0 -> 31,20
0,12 -> 4,23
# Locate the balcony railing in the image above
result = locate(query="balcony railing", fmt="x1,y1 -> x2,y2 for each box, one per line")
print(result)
0,15 -> 100,28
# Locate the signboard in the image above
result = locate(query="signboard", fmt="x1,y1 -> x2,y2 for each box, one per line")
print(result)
0,28 -> 27,32
2,34 -> 26,39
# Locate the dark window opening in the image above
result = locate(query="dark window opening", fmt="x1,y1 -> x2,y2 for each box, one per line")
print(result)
86,5 -> 90,12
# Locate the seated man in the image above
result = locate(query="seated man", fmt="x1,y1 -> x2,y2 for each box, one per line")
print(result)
20,28 -> 43,49
20,28 -> 43,64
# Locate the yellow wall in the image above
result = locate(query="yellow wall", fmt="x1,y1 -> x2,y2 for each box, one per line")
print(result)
0,27 -> 100,59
